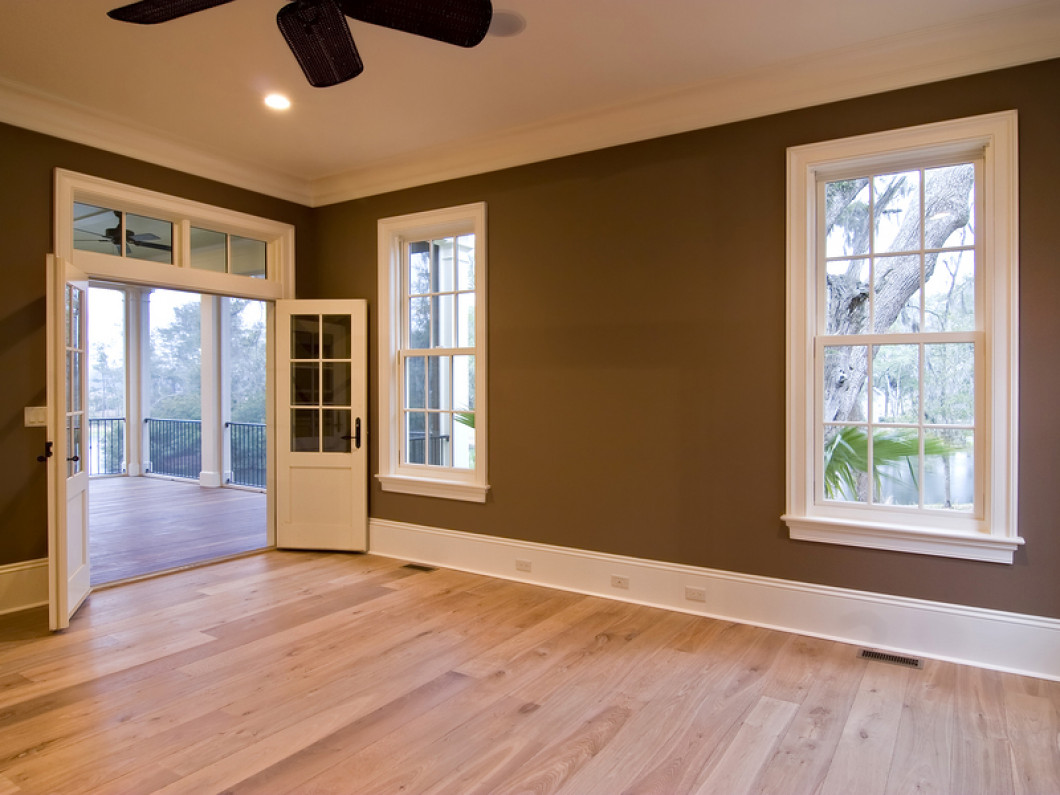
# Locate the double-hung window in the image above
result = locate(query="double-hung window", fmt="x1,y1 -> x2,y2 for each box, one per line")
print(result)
377,203 -> 488,502
784,112 -> 1021,563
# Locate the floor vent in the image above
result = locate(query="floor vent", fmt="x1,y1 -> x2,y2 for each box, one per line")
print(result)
858,648 -> 924,669
402,563 -> 437,572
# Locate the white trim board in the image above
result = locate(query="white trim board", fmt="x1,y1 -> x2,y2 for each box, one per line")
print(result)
0,558 -> 48,617
369,518 -> 1060,682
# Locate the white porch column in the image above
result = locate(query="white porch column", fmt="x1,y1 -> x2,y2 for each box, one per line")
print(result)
199,295 -> 223,488
125,287 -> 151,476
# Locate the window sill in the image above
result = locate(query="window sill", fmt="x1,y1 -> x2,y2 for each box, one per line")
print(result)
377,474 -> 490,503
782,514 -> 1023,564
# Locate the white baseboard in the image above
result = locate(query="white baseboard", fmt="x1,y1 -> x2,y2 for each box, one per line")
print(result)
0,558 -> 48,617
369,519 -> 1060,681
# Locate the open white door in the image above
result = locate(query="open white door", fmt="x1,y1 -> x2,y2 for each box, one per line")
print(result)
46,255 -> 91,630
276,300 -> 367,550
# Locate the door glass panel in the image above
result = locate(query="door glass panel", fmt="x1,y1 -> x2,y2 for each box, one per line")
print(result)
291,316 -> 319,359
125,214 -> 173,264
291,409 -> 319,452
230,236 -> 267,278
73,203 -> 122,255
322,409 -> 351,453
70,414 -> 83,477
71,352 -> 82,413
321,315 -> 351,359
322,362 -> 351,406
191,227 -> 227,273
291,362 -> 319,405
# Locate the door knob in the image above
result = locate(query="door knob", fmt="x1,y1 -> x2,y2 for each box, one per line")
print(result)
37,441 -> 54,463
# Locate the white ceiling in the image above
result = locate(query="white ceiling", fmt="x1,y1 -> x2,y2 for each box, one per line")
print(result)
1,0 -> 1058,205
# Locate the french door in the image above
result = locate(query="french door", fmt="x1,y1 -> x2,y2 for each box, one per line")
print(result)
47,256 -> 91,629
276,300 -> 368,551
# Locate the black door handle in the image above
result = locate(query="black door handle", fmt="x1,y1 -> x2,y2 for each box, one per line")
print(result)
354,417 -> 361,449
37,441 -> 54,463
67,456 -> 80,462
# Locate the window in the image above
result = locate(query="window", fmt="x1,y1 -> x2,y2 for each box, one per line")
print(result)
56,170 -> 293,301
784,112 -> 1021,563
377,203 -> 488,501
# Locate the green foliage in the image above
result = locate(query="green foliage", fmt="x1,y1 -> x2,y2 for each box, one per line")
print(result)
823,426 -> 961,501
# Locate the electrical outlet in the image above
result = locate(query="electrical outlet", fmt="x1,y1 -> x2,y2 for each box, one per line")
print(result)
610,575 -> 630,590
515,559 -> 532,573
685,586 -> 707,603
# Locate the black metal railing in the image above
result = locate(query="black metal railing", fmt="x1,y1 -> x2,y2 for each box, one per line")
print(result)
145,418 -> 202,480
227,421 -> 266,488
88,417 -> 126,475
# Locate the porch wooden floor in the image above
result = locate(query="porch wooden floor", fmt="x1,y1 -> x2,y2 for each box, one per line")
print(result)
89,476 -> 267,585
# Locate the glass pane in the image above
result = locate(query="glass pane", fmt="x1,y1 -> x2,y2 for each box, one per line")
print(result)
291,362 -> 319,405
70,414 -> 83,477
432,238 -> 455,292
408,297 -> 429,349
73,203 -> 121,256
457,234 -> 476,290
824,178 -> 870,258
432,294 -> 454,348
873,429 -> 920,506
428,412 -> 451,466
291,315 -> 319,359
409,242 -> 431,295
405,411 -> 426,464
427,355 -> 450,410
457,293 -> 475,348
823,346 -> 868,423
924,429 -> 973,511
825,258 -> 869,335
925,163 -> 975,248
871,344 -> 919,424
70,352 -> 82,413
322,362 -> 351,406
925,250 -> 975,332
70,285 -> 82,349
126,213 -> 173,264
453,354 -> 474,411
823,425 -> 868,503
925,343 -> 974,425
321,315 -> 351,360
322,409 -> 351,453
191,227 -> 227,273
291,409 -> 319,452
230,236 -> 267,278
453,413 -> 475,470
873,254 -> 921,333
873,170 -> 921,253
405,356 -> 425,409
65,284 -> 73,347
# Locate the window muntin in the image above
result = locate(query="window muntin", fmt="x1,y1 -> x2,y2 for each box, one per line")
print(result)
817,161 -> 979,516
377,203 -> 487,502
785,112 -> 1020,563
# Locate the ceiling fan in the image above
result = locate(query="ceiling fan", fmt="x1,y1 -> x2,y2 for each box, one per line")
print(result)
107,0 -> 493,87
75,211 -> 172,252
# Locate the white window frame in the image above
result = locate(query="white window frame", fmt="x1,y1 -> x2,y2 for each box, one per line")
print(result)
784,112 -> 1021,563
55,169 -> 295,301
377,202 -> 489,502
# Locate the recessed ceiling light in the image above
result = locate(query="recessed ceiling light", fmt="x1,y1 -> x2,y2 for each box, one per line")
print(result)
264,93 -> 291,111
488,10 -> 526,37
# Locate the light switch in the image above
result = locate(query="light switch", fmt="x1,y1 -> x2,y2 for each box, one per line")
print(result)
24,406 -> 47,427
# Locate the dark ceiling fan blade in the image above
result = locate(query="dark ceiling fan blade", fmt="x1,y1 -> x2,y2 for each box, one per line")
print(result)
277,0 -> 364,87
339,0 -> 492,48
108,0 -> 236,24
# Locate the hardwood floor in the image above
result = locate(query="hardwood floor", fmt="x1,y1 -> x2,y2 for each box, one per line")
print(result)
0,551 -> 1057,794
89,476 -> 267,585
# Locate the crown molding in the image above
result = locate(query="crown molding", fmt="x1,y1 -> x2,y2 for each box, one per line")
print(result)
0,77 -> 314,206
2,2 -> 1058,208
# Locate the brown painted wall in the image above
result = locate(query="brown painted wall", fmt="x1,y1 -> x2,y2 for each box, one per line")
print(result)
0,122 -> 313,564
305,59 -> 1060,619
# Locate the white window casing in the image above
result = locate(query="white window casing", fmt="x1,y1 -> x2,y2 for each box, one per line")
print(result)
784,112 -> 1021,563
377,203 -> 489,502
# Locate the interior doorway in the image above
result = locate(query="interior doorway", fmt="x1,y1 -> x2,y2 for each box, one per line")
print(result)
86,284 -> 268,584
